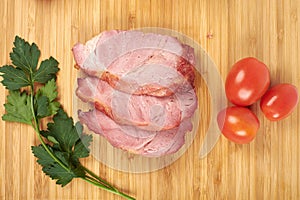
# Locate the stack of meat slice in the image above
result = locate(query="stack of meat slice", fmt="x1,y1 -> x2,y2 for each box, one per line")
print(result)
73,30 -> 198,157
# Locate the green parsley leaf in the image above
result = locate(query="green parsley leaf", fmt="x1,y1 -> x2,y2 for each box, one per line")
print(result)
47,136 -> 59,145
36,95 -> 49,118
45,163 -> 76,186
33,57 -> 59,83
36,79 -> 60,118
73,133 -> 93,159
37,79 -> 58,102
42,109 -> 81,153
0,65 -> 30,90
1,36 -> 59,90
32,145 -> 55,165
2,91 -> 33,125
10,36 -> 40,73
32,145 -> 84,186
40,109 -> 91,167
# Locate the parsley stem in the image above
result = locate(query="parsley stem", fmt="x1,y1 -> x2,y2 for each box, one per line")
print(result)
85,175 -> 114,189
29,84 -> 70,173
85,174 -> 117,191
81,165 -> 117,191
81,177 -> 135,200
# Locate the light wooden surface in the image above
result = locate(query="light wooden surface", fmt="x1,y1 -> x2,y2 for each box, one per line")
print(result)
1,0 -> 300,199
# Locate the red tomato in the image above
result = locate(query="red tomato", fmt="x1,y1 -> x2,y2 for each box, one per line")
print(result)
225,57 -> 270,106
260,83 -> 299,121
217,106 -> 260,144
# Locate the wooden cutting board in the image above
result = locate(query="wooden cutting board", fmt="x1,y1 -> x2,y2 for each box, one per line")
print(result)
0,0 -> 299,199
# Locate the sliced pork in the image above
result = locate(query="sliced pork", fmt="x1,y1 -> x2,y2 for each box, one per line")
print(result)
76,76 -> 181,131
78,109 -> 193,157
72,30 -> 195,97
76,76 -> 197,131
74,30 -> 198,157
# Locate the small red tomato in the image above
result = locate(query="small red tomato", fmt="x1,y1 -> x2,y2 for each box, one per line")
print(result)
217,106 -> 260,144
260,83 -> 299,121
225,57 -> 270,106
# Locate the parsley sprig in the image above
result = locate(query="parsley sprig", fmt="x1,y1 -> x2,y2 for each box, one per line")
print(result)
0,36 -> 135,200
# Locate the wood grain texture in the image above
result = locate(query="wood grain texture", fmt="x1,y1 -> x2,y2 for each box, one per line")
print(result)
0,0 -> 299,199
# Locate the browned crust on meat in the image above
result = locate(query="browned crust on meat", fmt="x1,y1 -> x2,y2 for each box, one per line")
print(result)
177,58 -> 195,87
133,84 -> 174,96
94,101 -> 113,119
100,71 -> 120,87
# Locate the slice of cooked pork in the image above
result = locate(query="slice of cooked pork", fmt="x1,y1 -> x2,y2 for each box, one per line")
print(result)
72,30 -> 195,97
76,76 -> 197,131
78,109 -> 193,157
76,76 -> 181,131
